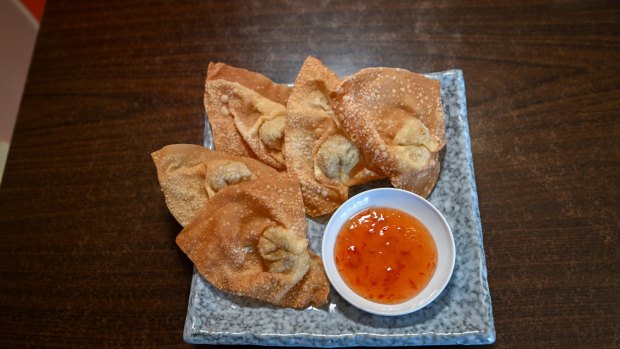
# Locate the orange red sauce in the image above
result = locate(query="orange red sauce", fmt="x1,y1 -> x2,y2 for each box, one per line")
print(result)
334,207 -> 437,304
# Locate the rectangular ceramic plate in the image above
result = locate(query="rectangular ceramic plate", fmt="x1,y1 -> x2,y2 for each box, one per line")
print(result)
186,69 -> 495,346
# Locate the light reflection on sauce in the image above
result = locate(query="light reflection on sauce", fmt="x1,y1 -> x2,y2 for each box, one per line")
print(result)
334,207 -> 437,304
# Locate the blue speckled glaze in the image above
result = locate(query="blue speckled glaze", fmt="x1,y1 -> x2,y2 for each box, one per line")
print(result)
187,69 -> 495,346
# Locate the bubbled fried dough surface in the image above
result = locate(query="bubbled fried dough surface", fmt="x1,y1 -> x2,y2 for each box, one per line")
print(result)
206,80 -> 287,171
280,253 -> 329,309
204,81 -> 255,159
332,67 -> 446,197
175,175 -> 329,308
151,144 -> 277,227
284,56 -> 383,217
207,62 -> 292,105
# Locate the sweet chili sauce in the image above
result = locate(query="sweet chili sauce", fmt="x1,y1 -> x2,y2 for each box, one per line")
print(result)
334,207 -> 437,304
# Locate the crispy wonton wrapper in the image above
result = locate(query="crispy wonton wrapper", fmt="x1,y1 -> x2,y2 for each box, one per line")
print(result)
151,144 -> 277,227
205,63 -> 290,170
285,56 -> 383,216
175,174 -> 329,308
332,67 -> 446,196
206,80 -> 288,171
207,62 -> 291,105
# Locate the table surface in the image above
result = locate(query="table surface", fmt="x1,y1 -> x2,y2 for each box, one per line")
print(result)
0,1 -> 618,348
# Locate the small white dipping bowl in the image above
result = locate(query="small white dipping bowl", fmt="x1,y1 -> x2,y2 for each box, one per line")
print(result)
321,188 -> 455,316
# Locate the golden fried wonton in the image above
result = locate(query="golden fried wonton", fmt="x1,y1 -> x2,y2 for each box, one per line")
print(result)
175,174 -> 329,308
207,62 -> 291,105
206,80 -> 288,171
284,56 -> 383,216
151,144 -> 277,227
332,67 -> 446,196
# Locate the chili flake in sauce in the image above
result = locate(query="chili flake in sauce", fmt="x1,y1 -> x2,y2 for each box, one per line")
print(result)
334,207 -> 437,304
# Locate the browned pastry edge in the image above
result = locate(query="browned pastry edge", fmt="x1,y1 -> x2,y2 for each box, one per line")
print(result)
207,62 -> 292,105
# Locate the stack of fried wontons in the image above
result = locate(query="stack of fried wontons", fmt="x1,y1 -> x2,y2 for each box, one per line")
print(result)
152,145 -> 329,308
152,56 -> 446,309
205,57 -> 445,216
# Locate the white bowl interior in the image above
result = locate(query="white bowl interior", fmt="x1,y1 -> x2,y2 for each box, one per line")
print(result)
321,188 -> 455,316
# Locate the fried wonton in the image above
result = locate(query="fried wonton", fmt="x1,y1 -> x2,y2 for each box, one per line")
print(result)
206,80 -> 288,171
151,144 -> 277,227
175,174 -> 329,308
207,62 -> 291,105
284,57 -> 384,216
331,67 -> 446,196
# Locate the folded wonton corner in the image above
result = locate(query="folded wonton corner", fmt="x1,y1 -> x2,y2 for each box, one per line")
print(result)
151,144 -> 277,226
205,62 -> 291,171
175,174 -> 330,308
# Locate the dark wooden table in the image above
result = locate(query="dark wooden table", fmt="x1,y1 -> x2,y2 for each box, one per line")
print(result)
1,1 -> 618,348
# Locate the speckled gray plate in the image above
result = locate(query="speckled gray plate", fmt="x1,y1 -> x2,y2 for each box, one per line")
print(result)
186,69 -> 495,346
